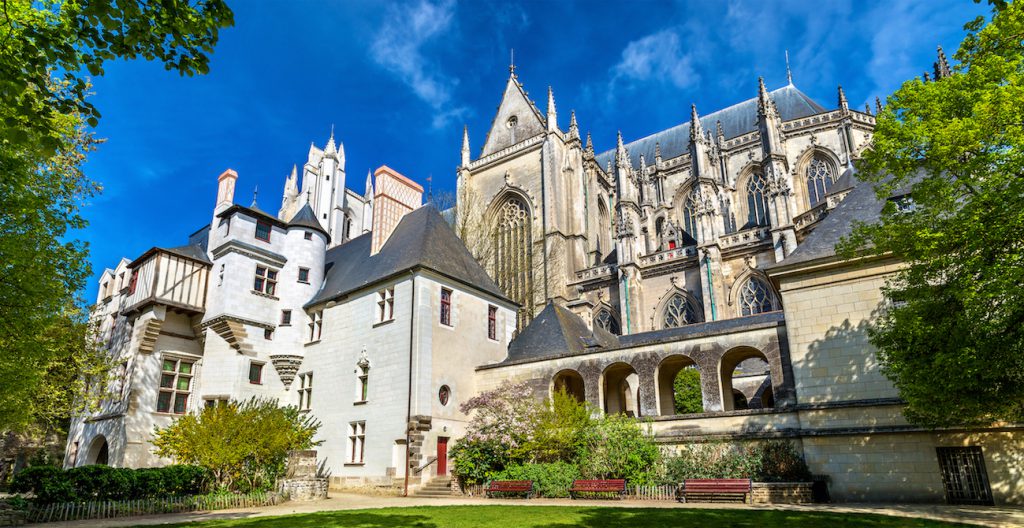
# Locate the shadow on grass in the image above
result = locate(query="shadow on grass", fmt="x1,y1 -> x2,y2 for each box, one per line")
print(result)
535,507 -> 971,528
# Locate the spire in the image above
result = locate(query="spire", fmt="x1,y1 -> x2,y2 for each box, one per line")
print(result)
568,110 -> 579,140
922,71 -> 931,83
785,49 -> 793,85
757,77 -> 777,118
509,48 -> 516,78
251,185 -> 259,208
934,45 -> 952,79
461,125 -> 471,166
615,131 -> 629,167
875,96 -> 883,114
837,85 -> 849,113
689,104 -> 703,142
654,141 -> 662,161
585,132 -> 594,156
364,169 -> 373,199
325,126 -> 337,154
546,86 -> 557,132
865,103 -> 872,115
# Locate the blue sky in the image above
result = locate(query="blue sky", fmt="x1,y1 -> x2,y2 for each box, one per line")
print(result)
79,0 -> 987,295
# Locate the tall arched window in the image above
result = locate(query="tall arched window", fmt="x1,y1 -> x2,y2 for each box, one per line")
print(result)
746,172 -> 770,227
682,191 -> 698,241
738,277 -> 779,316
806,155 -> 836,206
593,308 -> 620,335
493,196 -> 533,329
663,293 -> 700,328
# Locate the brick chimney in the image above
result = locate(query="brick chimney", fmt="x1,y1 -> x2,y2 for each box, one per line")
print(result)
371,165 -> 423,255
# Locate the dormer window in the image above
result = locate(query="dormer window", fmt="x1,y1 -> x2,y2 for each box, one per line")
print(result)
255,220 -> 271,242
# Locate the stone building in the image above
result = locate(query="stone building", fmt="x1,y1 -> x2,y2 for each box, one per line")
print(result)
65,144 -> 517,489
464,57 -> 1023,505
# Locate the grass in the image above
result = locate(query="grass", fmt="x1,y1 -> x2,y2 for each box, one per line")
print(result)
153,505 -> 971,527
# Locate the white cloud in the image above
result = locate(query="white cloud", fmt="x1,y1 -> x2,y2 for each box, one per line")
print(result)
370,0 -> 467,128
609,29 -> 698,93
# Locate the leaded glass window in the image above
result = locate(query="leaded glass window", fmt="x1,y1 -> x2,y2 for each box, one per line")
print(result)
493,196 -> 533,329
683,191 -> 699,240
594,308 -> 620,335
746,172 -> 770,227
663,294 -> 700,328
806,156 -> 836,206
739,277 -> 778,316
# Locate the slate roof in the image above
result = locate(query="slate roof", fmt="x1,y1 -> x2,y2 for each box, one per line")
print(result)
502,302 -> 619,364
164,243 -> 212,264
764,173 -> 885,270
595,84 -> 828,170
306,205 -> 511,307
288,203 -> 330,239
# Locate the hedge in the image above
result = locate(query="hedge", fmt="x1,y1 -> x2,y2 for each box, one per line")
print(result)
10,465 -> 210,504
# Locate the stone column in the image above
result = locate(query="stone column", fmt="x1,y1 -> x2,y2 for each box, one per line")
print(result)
696,354 -> 724,412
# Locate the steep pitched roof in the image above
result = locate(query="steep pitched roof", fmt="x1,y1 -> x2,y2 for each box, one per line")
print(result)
595,84 -> 828,170
502,302 -> 618,364
306,206 -> 511,307
479,74 -> 547,157
288,203 -> 330,239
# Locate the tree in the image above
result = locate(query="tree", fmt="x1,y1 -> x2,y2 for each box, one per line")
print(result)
673,367 -> 703,414
840,1 -> 1024,427
0,0 -> 233,433
151,398 -> 321,492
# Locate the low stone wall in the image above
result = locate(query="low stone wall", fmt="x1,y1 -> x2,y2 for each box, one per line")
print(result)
751,482 -> 813,504
0,502 -> 27,527
279,478 -> 328,501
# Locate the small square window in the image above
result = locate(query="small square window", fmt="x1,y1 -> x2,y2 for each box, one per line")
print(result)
281,310 -> 292,325
249,362 -> 263,385
304,231 -> 313,241
264,328 -> 274,340
298,267 -> 310,283
256,220 -> 272,242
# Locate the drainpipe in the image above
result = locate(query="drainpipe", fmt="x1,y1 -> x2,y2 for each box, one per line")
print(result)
621,270 -> 632,334
704,253 -> 717,321
539,150 -> 549,301
403,271 -> 417,497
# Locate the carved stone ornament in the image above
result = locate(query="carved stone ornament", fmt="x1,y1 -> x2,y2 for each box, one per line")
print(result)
615,213 -> 634,238
356,349 -> 370,371
766,168 -> 792,198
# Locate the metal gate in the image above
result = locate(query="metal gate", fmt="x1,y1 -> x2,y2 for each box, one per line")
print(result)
936,446 -> 994,505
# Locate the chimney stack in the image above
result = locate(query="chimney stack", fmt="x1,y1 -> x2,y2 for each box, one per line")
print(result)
215,169 -> 238,214
371,165 -> 423,255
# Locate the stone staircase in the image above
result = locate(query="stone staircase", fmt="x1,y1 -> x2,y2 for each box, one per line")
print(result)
412,476 -> 452,498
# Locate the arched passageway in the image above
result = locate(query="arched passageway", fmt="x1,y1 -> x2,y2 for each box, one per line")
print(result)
656,355 -> 703,415
552,369 -> 586,403
720,348 -> 774,411
85,435 -> 109,466
602,362 -> 640,417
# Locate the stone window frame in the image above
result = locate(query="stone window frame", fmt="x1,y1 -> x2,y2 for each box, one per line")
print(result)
307,310 -> 323,342
298,267 -> 310,284
593,305 -> 621,335
157,356 -> 195,415
248,361 -> 264,385
440,287 -> 453,327
255,219 -> 272,242
376,287 -> 395,324
297,372 -> 313,411
653,287 -> 703,330
254,265 -> 278,296
487,305 -> 498,341
280,309 -> 292,326
347,421 -> 366,464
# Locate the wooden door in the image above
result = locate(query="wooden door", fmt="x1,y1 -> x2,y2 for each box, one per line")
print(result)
437,437 -> 448,475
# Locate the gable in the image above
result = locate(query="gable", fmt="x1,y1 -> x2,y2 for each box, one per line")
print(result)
480,76 -> 547,158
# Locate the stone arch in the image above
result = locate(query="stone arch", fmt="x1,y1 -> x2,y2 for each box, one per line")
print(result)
656,354 -> 702,416
794,147 -> 841,210
719,347 -> 773,411
85,435 -> 109,466
552,369 -> 586,403
735,164 -> 770,230
651,287 -> 703,329
592,303 -> 620,335
601,362 -> 640,417
727,269 -> 781,316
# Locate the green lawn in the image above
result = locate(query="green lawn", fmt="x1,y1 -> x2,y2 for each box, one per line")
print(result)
155,505 -> 970,527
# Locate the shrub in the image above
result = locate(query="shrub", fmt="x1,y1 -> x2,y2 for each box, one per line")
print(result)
579,414 -> 662,486
152,397 -> 320,492
673,367 -> 703,414
492,462 -> 580,498
663,440 -> 810,483
9,466 -> 62,496
9,465 -> 210,504
66,466 -> 136,501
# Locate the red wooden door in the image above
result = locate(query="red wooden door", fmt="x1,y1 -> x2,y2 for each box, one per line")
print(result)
437,437 -> 448,475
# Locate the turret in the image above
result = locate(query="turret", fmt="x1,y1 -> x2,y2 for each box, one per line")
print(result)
756,77 -> 784,158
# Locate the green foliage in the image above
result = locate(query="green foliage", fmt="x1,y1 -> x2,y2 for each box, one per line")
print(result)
673,367 -> 703,414
151,398 -> 321,492
662,440 -> 810,483
527,389 -> 593,463
839,2 -> 1024,427
577,414 -> 662,486
492,462 -> 580,498
447,439 -> 506,488
0,0 -> 233,434
10,464 -> 210,504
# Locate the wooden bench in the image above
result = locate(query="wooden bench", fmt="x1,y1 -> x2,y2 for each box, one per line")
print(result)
485,480 -> 534,498
678,478 -> 752,503
569,479 -> 626,499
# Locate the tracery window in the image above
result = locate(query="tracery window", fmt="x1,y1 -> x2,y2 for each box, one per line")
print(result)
806,156 -> 836,206
493,196 -> 533,329
593,308 -> 620,335
746,172 -> 771,227
663,293 -> 700,328
682,191 -> 699,240
738,277 -> 779,316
